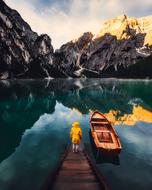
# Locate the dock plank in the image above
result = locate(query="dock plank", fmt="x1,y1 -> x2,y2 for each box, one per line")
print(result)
52,148 -> 107,190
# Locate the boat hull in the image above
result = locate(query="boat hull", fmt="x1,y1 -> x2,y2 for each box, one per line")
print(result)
90,111 -> 122,155
97,147 -> 121,155
91,134 -> 121,155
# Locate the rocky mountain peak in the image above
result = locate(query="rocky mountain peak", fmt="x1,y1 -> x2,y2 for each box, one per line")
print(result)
96,15 -> 152,45
33,34 -> 54,58
0,0 -> 59,79
72,32 -> 93,50
0,0 -> 152,79
54,32 -> 96,77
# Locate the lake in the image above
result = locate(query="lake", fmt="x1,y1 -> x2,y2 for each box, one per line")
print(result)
0,79 -> 152,190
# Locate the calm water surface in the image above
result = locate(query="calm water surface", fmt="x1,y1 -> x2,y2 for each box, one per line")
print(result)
0,79 -> 152,190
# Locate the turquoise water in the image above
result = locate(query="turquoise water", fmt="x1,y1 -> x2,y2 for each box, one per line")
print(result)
0,79 -> 152,190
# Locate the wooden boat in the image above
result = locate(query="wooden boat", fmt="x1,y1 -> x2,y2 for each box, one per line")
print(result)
90,111 -> 122,155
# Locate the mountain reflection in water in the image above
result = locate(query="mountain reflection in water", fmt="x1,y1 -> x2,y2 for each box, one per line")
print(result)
105,105 -> 152,125
0,79 -> 152,190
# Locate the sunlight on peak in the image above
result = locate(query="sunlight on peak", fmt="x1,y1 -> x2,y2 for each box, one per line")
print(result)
95,15 -> 152,45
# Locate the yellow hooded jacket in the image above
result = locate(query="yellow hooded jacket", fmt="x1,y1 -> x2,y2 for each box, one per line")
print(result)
70,122 -> 82,145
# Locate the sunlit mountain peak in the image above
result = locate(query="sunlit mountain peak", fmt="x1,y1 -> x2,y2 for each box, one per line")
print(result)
96,15 -> 152,45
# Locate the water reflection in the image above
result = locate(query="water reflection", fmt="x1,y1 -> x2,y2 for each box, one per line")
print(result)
105,105 -> 152,125
0,79 -> 152,190
0,79 -> 152,161
0,79 -> 152,120
100,123 -> 152,190
0,103 -> 84,190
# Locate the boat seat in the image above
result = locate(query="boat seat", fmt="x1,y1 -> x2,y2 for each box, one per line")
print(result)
93,126 -> 107,130
91,121 -> 109,124
96,131 -> 113,143
91,118 -> 107,122
92,123 -> 111,130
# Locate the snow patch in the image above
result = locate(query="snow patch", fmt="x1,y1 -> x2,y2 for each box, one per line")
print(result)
128,98 -> 143,106
136,46 -> 151,57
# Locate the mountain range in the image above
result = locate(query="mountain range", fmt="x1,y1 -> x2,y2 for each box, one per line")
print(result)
0,0 -> 152,79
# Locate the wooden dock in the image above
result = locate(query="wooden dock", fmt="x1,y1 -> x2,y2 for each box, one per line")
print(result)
43,145 -> 111,190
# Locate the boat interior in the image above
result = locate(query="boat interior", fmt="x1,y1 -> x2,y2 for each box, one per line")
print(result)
96,131 -> 113,143
91,117 -> 111,131
90,112 -> 121,150
91,115 -> 114,144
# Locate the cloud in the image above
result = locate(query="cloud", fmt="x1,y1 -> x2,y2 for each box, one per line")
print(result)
122,0 -> 152,16
5,0 -> 152,49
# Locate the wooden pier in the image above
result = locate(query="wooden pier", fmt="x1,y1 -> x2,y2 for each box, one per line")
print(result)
42,145 -> 111,190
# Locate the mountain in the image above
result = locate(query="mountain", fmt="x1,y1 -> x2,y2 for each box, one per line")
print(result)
117,54 -> 152,78
58,15 -> 152,78
0,0 -> 67,79
0,0 -> 152,79
96,15 -> 152,46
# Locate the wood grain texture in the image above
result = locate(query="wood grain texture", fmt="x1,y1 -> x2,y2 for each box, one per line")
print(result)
52,148 -> 103,190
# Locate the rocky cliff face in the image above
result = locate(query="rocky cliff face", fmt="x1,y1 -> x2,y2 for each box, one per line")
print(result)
55,32 -> 101,77
0,0 -> 152,79
58,15 -> 152,78
96,15 -> 152,46
0,0 -> 36,79
0,0 -> 66,79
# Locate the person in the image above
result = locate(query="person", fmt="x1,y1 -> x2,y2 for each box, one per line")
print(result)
70,121 -> 82,153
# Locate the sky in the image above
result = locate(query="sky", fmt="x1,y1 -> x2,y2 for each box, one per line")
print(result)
5,0 -> 152,49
